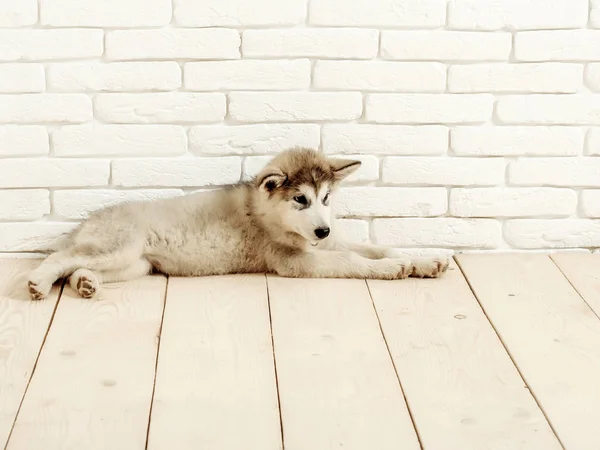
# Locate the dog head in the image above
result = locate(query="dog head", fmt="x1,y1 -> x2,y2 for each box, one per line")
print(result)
254,148 -> 360,245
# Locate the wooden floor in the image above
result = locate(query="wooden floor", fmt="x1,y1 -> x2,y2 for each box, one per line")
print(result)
2,254 -> 600,450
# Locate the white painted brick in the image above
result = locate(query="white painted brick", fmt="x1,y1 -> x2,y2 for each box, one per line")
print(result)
322,125 -> 448,155
0,190 -> 49,220
242,29 -> 378,59
112,158 -> 242,187
229,92 -> 362,123
174,0 -> 306,27
585,64 -> 600,92
0,159 -> 109,188
53,125 -> 187,157
336,219 -> 369,243
587,129 -> 600,155
0,223 -> 78,252
313,61 -> 446,92
335,187 -> 447,217
242,156 -> 272,181
106,29 -> 240,61
0,0 -> 37,26
383,157 -> 505,186
449,0 -> 587,31
310,0 -> 445,27
0,94 -> 92,123
95,93 -> 226,124
0,126 -> 48,156
53,189 -> 184,219
185,60 -> 310,91
450,188 -> 576,218
516,31 -> 600,62
448,63 -> 581,93
451,126 -> 583,156
509,158 -> 600,187
47,62 -> 181,92
0,29 -> 103,61
497,95 -> 600,125
593,0 -> 600,28
581,191 -> 600,218
0,64 -> 45,93
189,124 -> 320,155
381,31 -> 511,61
41,0 -> 171,27
366,94 -> 493,124
373,218 -> 502,248
505,220 -> 600,249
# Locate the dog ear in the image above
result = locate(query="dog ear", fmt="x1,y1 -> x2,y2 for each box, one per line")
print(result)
257,170 -> 287,193
329,158 -> 362,182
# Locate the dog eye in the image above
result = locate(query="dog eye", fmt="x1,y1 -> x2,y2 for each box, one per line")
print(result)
293,195 -> 308,205
323,192 -> 330,204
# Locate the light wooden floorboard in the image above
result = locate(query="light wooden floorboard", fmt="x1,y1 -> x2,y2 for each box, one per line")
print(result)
551,253 -> 600,318
0,260 -> 60,449
267,276 -> 420,450
6,275 -> 166,450
457,254 -> 600,450
147,275 -> 282,450
368,260 -> 561,450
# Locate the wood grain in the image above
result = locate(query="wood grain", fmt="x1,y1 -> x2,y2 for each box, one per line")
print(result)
551,253 -> 600,317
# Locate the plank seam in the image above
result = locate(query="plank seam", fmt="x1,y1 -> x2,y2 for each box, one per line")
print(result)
364,279 -> 424,450
454,256 -> 567,450
3,280 -> 65,450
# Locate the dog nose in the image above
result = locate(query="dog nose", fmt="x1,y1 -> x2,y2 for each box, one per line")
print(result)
314,227 -> 330,239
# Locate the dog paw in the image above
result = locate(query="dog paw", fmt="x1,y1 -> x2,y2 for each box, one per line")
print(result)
28,279 -> 51,301
411,257 -> 450,278
76,275 -> 98,299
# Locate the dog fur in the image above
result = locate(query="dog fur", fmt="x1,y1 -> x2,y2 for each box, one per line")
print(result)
27,148 -> 449,300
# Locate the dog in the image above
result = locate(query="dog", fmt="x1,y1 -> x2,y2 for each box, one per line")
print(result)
27,148 -> 449,300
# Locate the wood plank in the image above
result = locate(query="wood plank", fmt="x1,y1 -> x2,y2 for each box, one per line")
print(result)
267,276 -> 420,450
551,253 -> 600,318
147,275 -> 282,450
457,254 -> 600,450
0,259 -> 60,448
368,260 -> 561,450
6,275 -> 166,450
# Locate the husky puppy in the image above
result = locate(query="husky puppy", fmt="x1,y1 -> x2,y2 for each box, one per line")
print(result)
27,148 -> 449,300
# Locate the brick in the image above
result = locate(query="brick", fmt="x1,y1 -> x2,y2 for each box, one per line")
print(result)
516,31 -> 600,62
174,0 -> 305,26
242,29 -> 378,59
310,0 -> 445,27
95,93 -> 226,124
497,95 -> 600,125
53,125 -> 187,157
185,60 -> 310,91
335,187 -> 447,217
450,187 -> 576,218
242,156 -> 272,181
0,190 -> 49,220
0,126 -> 48,156
373,218 -> 502,248
0,94 -> 92,123
451,126 -> 583,156
366,94 -> 493,124
0,223 -> 78,252
53,189 -> 184,219
0,159 -> 109,188
314,61 -> 446,92
323,125 -> 448,155
505,220 -> 600,248
112,158 -> 242,187
0,64 -> 45,93
587,129 -> 600,155
106,29 -> 240,61
41,0 -> 171,27
593,0 -> 600,28
229,92 -> 362,122
336,219 -> 369,242
383,157 -> 505,186
0,29 -> 103,61
448,0 -> 587,30
47,62 -> 181,92
448,63 -> 581,93
0,0 -> 37,26
189,124 -> 320,155
581,191 -> 600,218
509,158 -> 600,187
585,64 -> 600,92
381,31 -> 511,61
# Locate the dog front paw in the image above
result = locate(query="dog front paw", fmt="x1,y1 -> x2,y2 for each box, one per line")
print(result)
411,257 -> 450,278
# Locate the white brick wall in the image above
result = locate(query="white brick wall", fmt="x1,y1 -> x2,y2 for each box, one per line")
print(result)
0,0 -> 597,253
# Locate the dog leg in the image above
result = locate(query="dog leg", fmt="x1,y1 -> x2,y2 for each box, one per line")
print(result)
100,258 -> 153,283
69,268 -> 100,299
